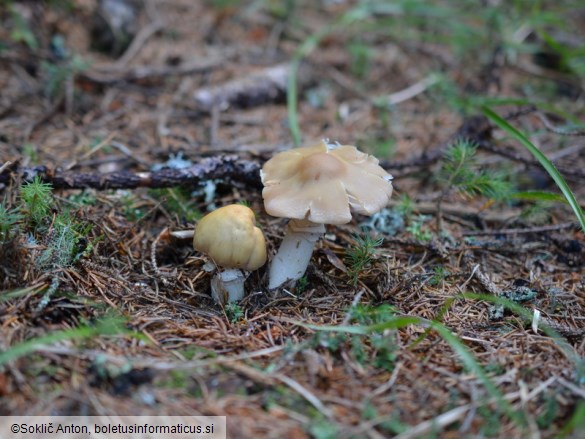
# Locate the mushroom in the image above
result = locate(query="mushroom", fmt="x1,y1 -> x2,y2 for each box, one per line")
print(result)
193,204 -> 267,303
261,140 -> 393,290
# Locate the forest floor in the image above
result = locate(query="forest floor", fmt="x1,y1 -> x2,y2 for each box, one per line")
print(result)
1,1 -> 585,438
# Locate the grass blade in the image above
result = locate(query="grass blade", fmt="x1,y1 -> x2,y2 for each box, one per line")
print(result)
301,315 -> 421,335
482,106 -> 585,231
555,400 -> 585,439
0,285 -> 44,303
287,6 -> 371,146
460,292 -> 585,384
0,316 -> 134,366
429,321 -> 523,425
294,314 -> 523,425
510,191 -> 569,203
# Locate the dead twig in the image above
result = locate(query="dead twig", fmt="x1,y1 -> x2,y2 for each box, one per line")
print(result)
537,319 -> 585,339
381,115 -> 493,170
114,19 -> 165,68
275,373 -> 334,420
390,406 -> 470,439
0,161 -> 12,174
385,199 -> 523,223
462,221 -> 579,236
65,132 -> 118,171
461,254 -> 502,298
390,377 -> 557,439
341,289 -> 365,326
477,140 -> 585,179
373,75 -> 441,107
557,377 -> 585,399
82,55 -> 230,84
193,63 -> 313,111
110,141 -> 151,168
536,111 -> 585,137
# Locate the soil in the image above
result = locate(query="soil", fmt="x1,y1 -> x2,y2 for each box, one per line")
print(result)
1,1 -> 584,438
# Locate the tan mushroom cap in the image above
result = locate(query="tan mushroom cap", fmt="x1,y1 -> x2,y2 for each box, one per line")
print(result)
193,204 -> 267,271
261,140 -> 393,224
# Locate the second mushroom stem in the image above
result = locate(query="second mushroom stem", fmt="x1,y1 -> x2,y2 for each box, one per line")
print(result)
211,268 -> 248,304
268,219 -> 325,290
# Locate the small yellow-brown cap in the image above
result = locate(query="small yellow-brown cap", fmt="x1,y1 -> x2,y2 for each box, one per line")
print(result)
261,140 -> 393,224
193,204 -> 267,271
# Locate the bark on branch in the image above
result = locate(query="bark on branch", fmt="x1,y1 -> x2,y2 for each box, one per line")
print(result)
0,155 -> 263,190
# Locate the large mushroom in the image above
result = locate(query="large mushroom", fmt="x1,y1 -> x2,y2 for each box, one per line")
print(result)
261,140 -> 393,290
193,204 -> 267,303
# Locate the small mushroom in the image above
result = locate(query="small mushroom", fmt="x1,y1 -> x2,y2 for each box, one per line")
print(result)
193,204 -> 267,303
261,140 -> 393,290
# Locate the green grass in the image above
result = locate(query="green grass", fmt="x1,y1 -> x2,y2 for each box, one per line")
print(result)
439,139 -> 512,200
288,290 -> 585,430
148,188 -> 203,223
305,315 -> 524,425
0,202 -> 23,241
20,176 -> 53,226
0,285 -> 44,304
510,191 -> 570,204
287,5 -> 372,146
8,6 -> 38,51
0,315 -> 136,366
42,55 -> 89,100
435,138 -> 514,230
483,107 -> 585,232
406,215 -> 432,241
285,1 -> 585,146
36,213 -> 92,269
224,302 -> 244,322
556,400 -> 585,439
309,418 -> 340,439
461,292 -> 585,384
3,177 -> 95,311
119,192 -> 148,222
345,233 -> 384,286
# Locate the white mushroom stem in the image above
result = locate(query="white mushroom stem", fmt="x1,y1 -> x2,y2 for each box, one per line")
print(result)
211,268 -> 249,304
268,219 -> 326,290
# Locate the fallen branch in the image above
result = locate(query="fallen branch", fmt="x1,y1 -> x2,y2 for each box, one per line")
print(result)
0,156 -> 262,190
